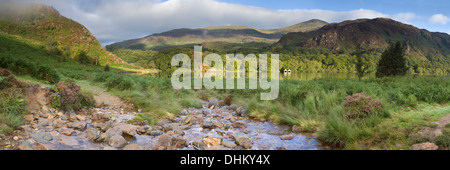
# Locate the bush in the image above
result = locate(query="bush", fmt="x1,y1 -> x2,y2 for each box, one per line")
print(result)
343,92 -> 383,119
104,64 -> 110,72
51,80 -> 94,112
0,87 -> 26,134
78,51 -> 90,65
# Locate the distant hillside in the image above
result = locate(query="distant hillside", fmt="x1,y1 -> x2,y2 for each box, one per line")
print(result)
274,18 -> 450,60
109,19 -> 327,50
272,18 -> 450,75
0,2 -> 130,66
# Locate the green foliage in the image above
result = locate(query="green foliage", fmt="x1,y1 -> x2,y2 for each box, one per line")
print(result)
343,92 -> 384,119
51,80 -> 94,112
104,64 -> 110,72
78,51 -> 91,65
0,87 -> 26,134
376,42 -> 409,77
0,54 -> 60,84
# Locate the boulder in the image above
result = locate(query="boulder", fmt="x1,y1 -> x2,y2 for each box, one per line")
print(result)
23,114 -> 34,122
115,124 -> 138,136
147,130 -> 164,136
57,135 -> 79,146
67,121 -> 87,130
93,122 -> 110,132
208,97 -> 220,108
233,135 -> 253,149
172,136 -> 188,148
61,129 -> 75,136
410,142 -> 439,150
202,118 -> 214,128
30,132 -> 52,143
97,127 -> 122,142
107,135 -> 128,148
232,121 -> 247,129
153,134 -> 174,150
280,135 -> 294,140
181,116 -> 192,125
203,136 -> 222,147
221,141 -> 237,148
86,128 -> 101,142
123,144 -> 144,150
192,141 -> 208,150
292,125 -> 302,133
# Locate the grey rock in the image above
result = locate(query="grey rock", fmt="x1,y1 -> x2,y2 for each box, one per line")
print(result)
192,141 -> 208,150
410,142 -> 439,150
233,135 -> 253,149
97,127 -> 122,142
208,97 -> 220,107
86,128 -> 101,141
147,130 -> 164,136
107,135 -> 128,148
280,135 -> 294,140
57,135 -> 79,146
123,144 -> 144,150
221,141 -> 237,148
202,118 -> 214,128
30,132 -> 52,143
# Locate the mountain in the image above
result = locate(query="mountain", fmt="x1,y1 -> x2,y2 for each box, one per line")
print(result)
108,19 -> 328,50
0,2 -> 130,66
274,18 -> 450,60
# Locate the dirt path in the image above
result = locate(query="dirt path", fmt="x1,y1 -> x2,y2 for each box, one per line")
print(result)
418,114 -> 450,140
79,83 -> 135,111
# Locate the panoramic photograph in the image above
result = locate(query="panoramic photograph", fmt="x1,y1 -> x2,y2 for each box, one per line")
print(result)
0,0 -> 449,157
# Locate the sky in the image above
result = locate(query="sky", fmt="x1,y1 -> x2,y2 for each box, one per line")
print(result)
12,0 -> 450,45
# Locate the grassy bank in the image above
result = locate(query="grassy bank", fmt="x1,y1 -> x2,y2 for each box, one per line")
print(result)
227,76 -> 449,149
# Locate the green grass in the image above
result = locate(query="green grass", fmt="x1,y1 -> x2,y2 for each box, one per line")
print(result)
226,76 -> 449,149
0,87 -> 27,134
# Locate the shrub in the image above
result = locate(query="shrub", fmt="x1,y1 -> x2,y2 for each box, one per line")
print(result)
0,87 -> 26,134
343,92 -> 383,119
104,64 -> 110,72
78,51 -> 90,65
51,80 -> 94,112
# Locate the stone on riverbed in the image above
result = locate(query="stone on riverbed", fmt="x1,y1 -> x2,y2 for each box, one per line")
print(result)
67,121 -> 87,130
86,128 -> 101,141
115,124 -> 138,136
233,135 -> 253,149
232,121 -> 247,129
202,118 -> 214,128
221,141 -> 237,148
123,144 -> 144,150
147,130 -> 164,136
97,127 -> 122,142
30,132 -> 52,143
203,136 -> 222,147
57,135 -> 79,146
107,135 -> 128,148
280,135 -> 294,140
192,141 -> 208,150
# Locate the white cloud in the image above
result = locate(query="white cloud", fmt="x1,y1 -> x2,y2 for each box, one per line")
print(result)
14,0 -> 423,45
392,12 -> 419,24
429,14 -> 449,24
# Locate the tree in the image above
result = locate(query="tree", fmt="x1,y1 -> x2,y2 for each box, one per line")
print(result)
376,42 -> 408,77
78,51 -> 90,65
356,53 -> 368,81
104,64 -> 110,72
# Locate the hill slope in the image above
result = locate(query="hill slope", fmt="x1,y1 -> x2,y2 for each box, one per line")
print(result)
0,2 -> 131,67
109,19 -> 327,50
273,18 -> 450,75
274,18 -> 450,60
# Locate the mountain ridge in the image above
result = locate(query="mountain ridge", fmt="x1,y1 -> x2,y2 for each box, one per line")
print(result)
109,19 -> 328,50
